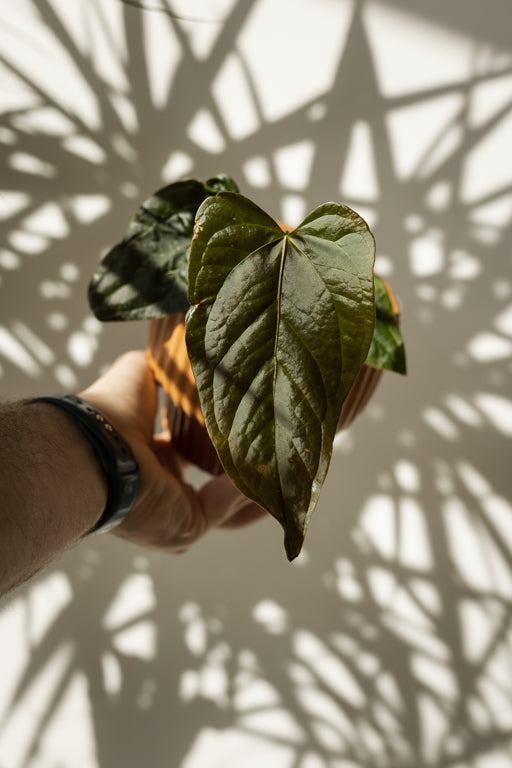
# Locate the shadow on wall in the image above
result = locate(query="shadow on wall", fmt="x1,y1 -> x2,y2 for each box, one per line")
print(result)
0,0 -> 512,766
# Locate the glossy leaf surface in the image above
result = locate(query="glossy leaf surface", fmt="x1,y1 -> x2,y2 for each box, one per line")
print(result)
366,274 -> 407,374
88,175 -> 238,321
186,193 -> 376,559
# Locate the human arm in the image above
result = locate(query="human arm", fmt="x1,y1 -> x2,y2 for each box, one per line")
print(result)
0,351 -> 264,598
0,398 -> 107,596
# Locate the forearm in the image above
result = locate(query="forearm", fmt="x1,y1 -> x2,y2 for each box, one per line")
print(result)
0,350 -> 265,597
0,400 -> 107,597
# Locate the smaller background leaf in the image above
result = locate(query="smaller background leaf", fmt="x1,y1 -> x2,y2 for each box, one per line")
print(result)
88,176 -> 238,321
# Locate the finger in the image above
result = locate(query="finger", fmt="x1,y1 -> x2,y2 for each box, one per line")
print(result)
151,435 -> 186,481
199,474 -> 264,530
114,447 -> 265,551
218,503 -> 267,529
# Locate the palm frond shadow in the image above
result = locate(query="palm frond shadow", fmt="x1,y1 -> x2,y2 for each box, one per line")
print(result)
1,0 -> 512,765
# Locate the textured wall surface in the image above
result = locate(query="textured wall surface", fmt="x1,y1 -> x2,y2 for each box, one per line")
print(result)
1,1 -> 511,766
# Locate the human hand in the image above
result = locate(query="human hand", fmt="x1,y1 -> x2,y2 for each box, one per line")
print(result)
80,351 -> 265,553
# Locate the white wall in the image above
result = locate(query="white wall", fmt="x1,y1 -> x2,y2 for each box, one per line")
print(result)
1,1 -> 512,766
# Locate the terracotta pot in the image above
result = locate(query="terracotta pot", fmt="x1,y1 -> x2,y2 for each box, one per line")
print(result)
147,311 -> 223,475
146,280 -> 399,474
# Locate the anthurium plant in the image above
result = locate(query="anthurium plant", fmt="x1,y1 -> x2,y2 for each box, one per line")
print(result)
89,174 -> 406,559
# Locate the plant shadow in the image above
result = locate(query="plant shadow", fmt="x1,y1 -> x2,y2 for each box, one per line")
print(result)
0,0 -> 512,765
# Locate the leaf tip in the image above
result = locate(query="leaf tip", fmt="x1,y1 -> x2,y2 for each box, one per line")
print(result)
284,529 -> 305,562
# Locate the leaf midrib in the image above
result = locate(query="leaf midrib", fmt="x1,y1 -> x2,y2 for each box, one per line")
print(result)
271,235 -> 289,521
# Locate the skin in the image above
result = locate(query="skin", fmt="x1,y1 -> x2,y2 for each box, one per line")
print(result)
0,351 -> 264,599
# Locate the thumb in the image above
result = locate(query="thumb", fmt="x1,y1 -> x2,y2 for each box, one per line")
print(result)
81,351 -> 157,441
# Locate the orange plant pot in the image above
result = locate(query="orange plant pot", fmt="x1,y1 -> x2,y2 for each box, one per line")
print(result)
146,290 -> 397,475
147,311 -> 223,475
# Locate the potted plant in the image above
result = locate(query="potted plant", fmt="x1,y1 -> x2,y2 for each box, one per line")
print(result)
88,174 -> 406,560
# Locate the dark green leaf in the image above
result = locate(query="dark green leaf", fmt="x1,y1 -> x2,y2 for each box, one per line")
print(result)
366,274 -> 407,374
186,193 -> 375,559
88,175 -> 238,321
205,174 -> 239,193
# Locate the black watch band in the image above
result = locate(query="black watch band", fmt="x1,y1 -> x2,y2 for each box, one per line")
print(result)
34,395 -> 140,534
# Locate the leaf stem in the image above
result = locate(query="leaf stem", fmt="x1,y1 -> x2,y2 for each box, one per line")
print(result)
273,236 -> 288,390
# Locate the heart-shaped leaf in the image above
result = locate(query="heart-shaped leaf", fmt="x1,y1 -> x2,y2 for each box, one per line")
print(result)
186,192 -> 376,559
88,175 -> 238,321
366,274 -> 407,374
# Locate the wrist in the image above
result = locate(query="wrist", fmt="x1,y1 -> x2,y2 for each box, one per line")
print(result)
33,396 -> 140,534
30,401 -> 108,534
0,400 -> 113,597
